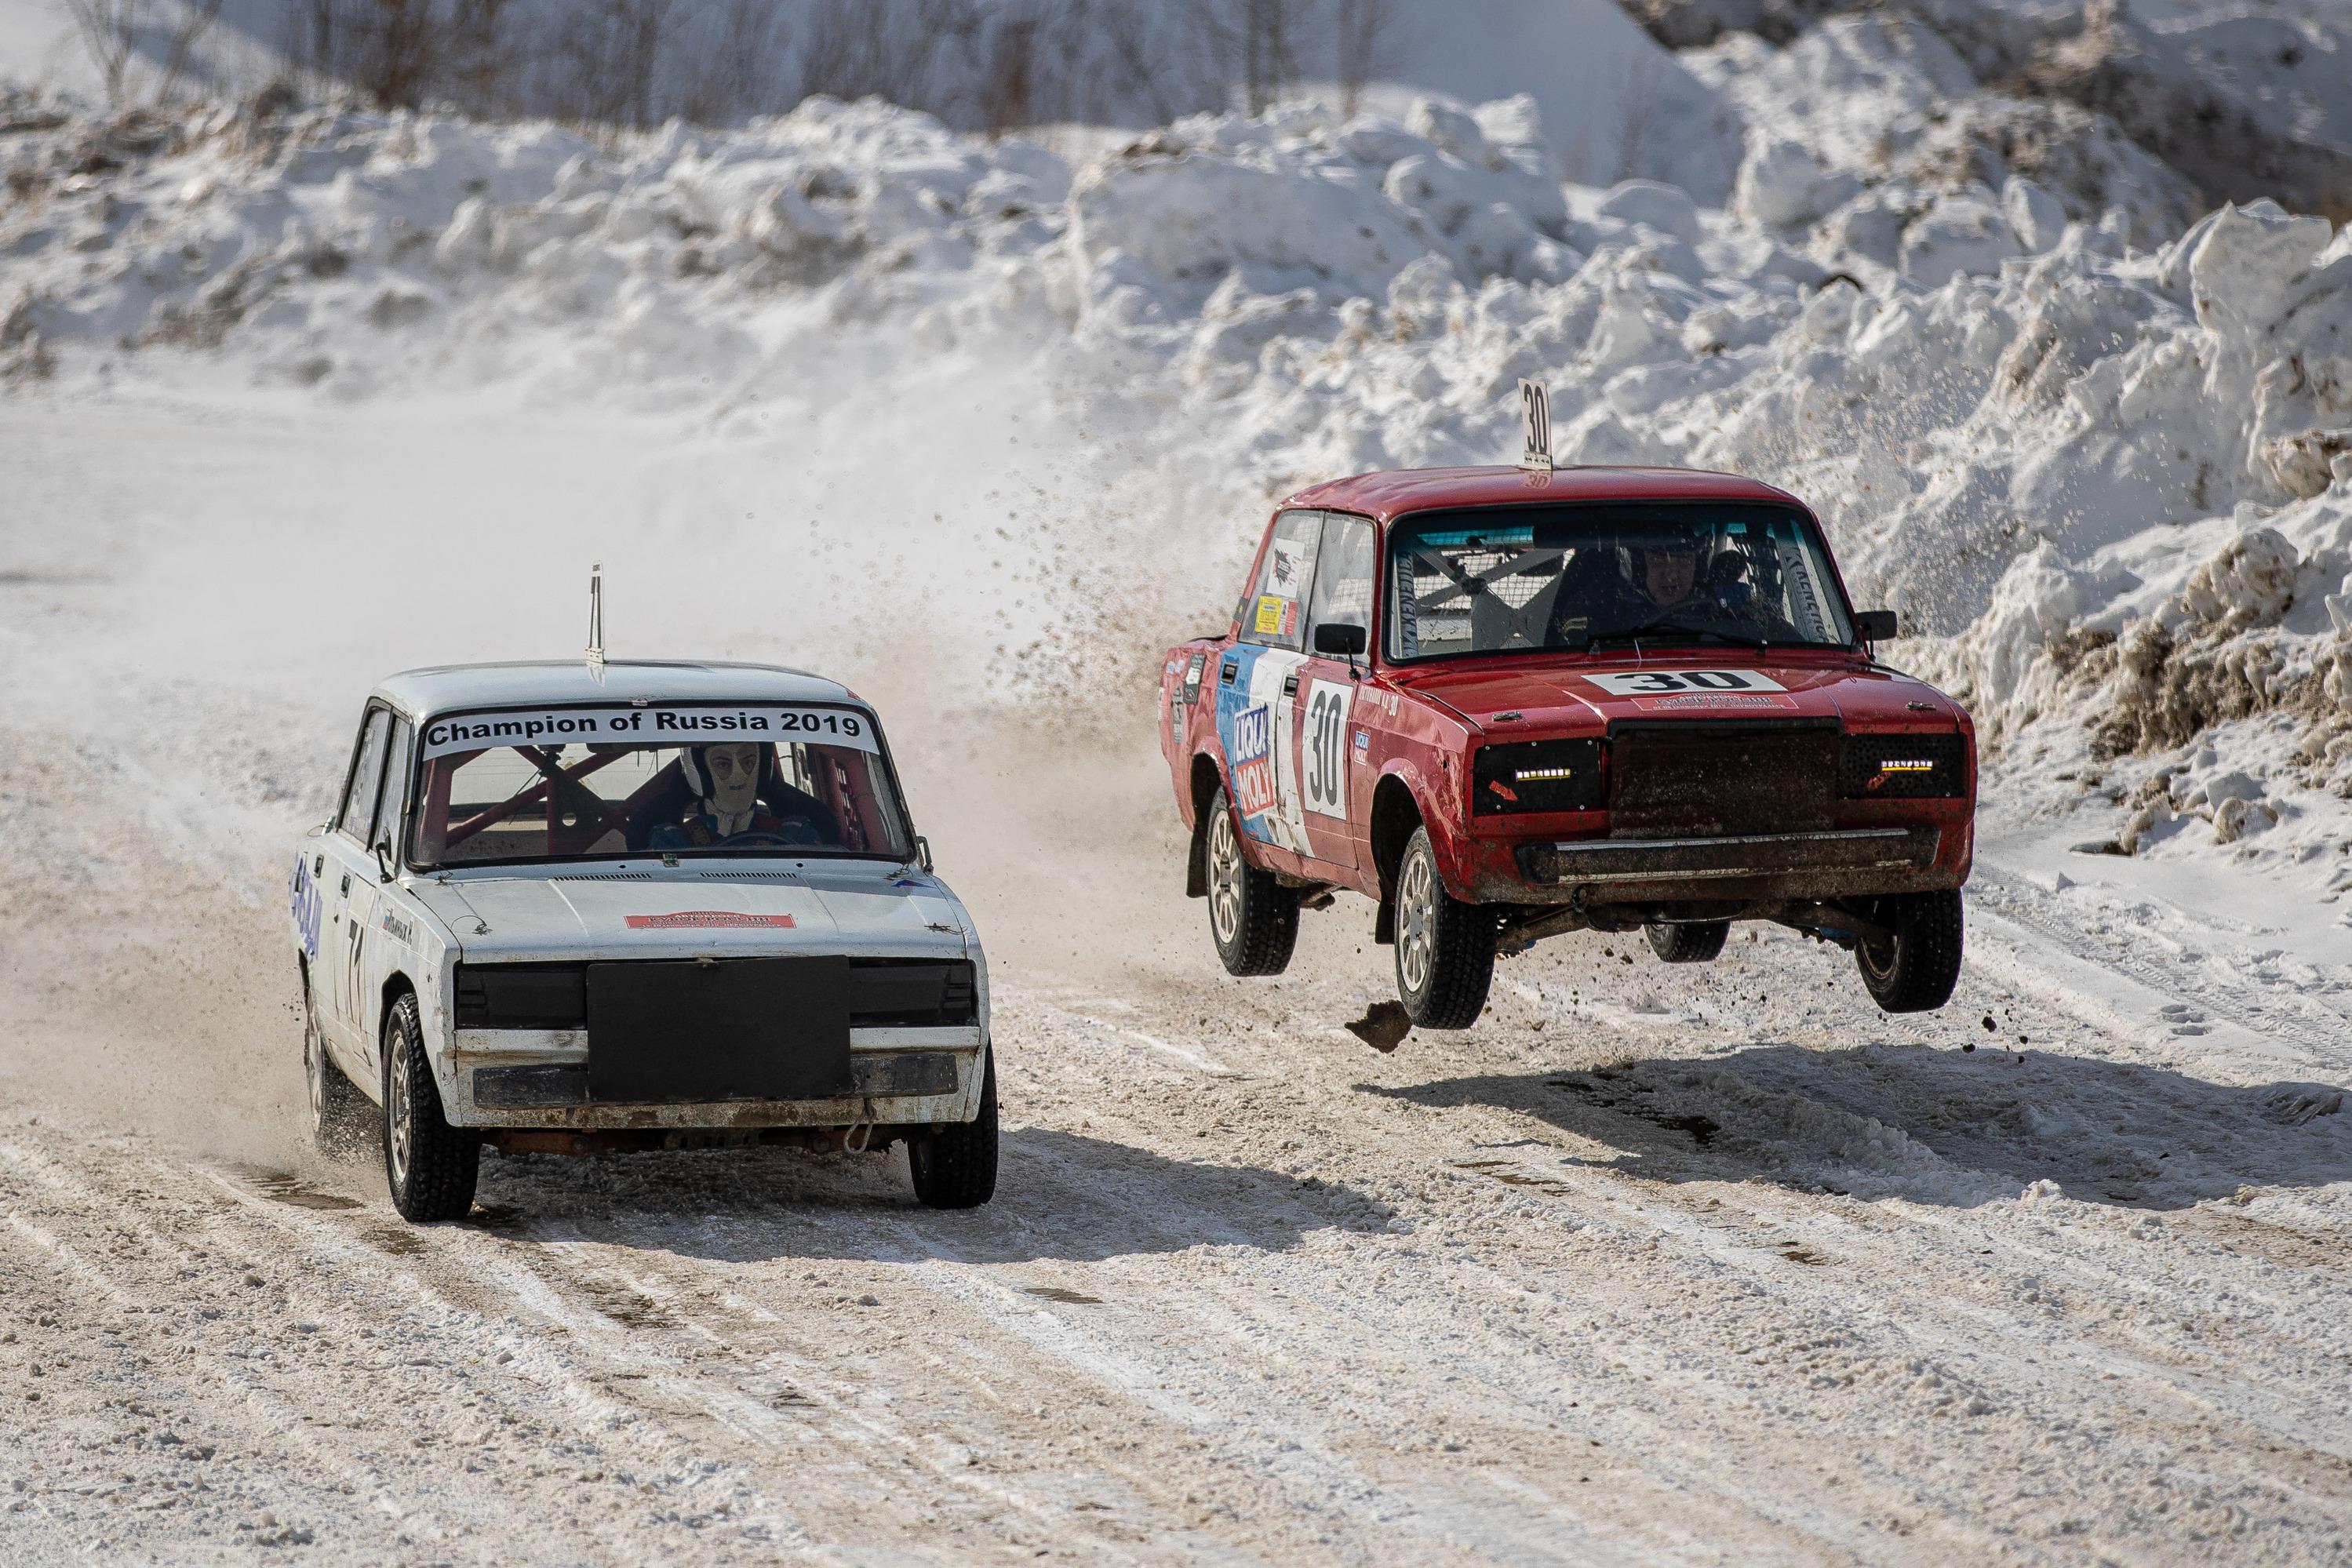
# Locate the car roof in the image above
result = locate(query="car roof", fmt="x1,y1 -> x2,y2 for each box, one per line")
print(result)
1282,465 -> 1806,524
371,660 -> 860,720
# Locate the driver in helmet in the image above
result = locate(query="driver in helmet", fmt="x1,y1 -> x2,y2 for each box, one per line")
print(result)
1630,527 -> 1709,613
648,742 -> 836,849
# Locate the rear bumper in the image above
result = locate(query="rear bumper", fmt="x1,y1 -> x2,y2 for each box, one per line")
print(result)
1469,826 -> 1957,906
444,1025 -> 986,1130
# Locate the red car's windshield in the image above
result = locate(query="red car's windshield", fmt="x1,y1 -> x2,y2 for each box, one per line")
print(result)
1385,503 -> 1855,662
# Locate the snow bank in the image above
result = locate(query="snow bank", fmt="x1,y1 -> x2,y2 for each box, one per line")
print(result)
1,78 -> 2347,891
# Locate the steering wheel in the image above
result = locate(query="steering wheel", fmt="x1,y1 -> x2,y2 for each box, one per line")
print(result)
721,818 -> 824,849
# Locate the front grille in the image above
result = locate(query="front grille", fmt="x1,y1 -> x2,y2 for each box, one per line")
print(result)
1841,731 -> 1968,799
1473,738 -> 1606,815
456,963 -> 588,1028
455,957 -> 977,1031
1606,719 -> 1837,838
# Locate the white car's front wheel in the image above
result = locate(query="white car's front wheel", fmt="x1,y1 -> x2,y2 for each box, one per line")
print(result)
381,991 -> 479,1223
906,1050 -> 999,1210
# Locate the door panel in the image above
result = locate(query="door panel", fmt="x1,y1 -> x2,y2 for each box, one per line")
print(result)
1295,515 -> 1377,870
324,704 -> 392,1068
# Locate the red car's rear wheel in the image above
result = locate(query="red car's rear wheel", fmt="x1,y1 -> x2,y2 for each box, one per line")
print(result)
1207,784 -> 1298,977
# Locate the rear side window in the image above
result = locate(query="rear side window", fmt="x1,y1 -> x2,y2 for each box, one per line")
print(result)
1239,510 -> 1323,651
336,706 -> 391,840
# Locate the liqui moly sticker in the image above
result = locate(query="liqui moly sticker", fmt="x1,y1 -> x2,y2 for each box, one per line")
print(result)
1231,703 -> 1276,818
624,911 -> 798,930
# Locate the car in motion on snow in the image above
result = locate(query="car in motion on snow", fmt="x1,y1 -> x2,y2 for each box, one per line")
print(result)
289,660 -> 995,1221
1158,464 -> 1977,1028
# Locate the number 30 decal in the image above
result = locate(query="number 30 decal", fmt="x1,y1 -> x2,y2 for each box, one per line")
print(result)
1302,679 -> 1354,819
1583,669 -> 1789,697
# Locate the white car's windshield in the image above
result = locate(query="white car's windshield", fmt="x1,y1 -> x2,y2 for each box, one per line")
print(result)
1386,504 -> 1855,661
406,705 -> 913,868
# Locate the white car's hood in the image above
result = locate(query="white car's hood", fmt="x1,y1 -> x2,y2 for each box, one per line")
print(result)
413,866 -> 974,964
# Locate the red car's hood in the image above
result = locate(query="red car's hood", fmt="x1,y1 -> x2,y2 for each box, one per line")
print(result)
1389,655 -> 1968,733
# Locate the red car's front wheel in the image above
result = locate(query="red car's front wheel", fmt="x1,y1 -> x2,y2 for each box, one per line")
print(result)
1856,890 -> 1964,1013
1392,827 -> 1494,1029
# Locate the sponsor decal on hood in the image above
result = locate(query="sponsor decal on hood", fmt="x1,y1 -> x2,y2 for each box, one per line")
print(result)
624,911 -> 799,930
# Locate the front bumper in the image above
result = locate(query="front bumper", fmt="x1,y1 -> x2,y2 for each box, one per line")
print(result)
1467,824 -> 1957,906
446,1024 -> 986,1130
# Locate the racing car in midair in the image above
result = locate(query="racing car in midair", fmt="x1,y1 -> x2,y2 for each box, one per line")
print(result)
1158,406 -> 1976,1029
290,658 -> 995,1221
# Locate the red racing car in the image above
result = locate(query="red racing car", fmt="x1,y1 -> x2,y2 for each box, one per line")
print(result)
1159,464 -> 1976,1028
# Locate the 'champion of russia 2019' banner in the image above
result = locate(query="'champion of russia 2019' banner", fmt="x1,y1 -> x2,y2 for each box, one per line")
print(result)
420,706 -> 881,761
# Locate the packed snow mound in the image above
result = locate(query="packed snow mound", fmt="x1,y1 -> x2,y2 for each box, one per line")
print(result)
1,86 -> 2347,886
1645,0 -> 2352,216
1689,13 -> 2199,245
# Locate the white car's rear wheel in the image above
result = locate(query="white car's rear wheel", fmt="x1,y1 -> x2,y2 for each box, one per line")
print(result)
302,970 -> 362,1147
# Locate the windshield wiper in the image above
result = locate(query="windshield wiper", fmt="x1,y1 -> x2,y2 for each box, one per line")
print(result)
1582,620 -> 1769,652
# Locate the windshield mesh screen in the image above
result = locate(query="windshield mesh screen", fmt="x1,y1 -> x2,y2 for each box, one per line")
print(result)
1387,504 -> 1852,661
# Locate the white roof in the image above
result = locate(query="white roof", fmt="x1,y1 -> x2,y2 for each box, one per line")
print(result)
373,660 -> 860,721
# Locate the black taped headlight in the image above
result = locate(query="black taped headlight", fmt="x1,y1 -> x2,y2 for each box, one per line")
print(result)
1841,732 -> 1968,799
1473,738 -> 1606,815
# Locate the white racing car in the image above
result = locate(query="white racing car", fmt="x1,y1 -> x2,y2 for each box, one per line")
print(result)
289,660 -> 995,1221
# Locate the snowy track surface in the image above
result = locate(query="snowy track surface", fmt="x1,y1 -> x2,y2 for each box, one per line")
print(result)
9,904 -> 2352,1566
7,386 -> 2352,1564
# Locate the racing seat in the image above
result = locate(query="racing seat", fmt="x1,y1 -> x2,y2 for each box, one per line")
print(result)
1546,548 -> 1630,644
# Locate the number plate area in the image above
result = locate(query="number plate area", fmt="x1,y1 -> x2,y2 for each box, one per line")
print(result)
1607,720 -> 1837,839
585,957 -> 854,1103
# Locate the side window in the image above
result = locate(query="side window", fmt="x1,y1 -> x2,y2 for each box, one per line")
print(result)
368,718 -> 414,853
336,706 -> 391,842
1307,515 -> 1376,648
1239,510 -> 1324,651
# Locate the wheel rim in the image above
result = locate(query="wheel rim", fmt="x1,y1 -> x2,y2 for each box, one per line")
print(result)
1397,849 -> 1435,995
1860,937 -> 1898,981
1208,806 -> 1243,945
387,1041 -> 413,1193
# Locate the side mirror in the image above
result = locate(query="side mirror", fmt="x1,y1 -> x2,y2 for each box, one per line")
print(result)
372,836 -> 396,884
915,835 -> 934,874
1313,622 -> 1367,659
1852,609 -> 1899,642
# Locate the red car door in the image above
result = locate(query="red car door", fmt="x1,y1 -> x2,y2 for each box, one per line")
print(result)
1294,514 -> 1377,871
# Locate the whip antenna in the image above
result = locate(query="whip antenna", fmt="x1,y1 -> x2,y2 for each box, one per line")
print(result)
585,562 -> 605,674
